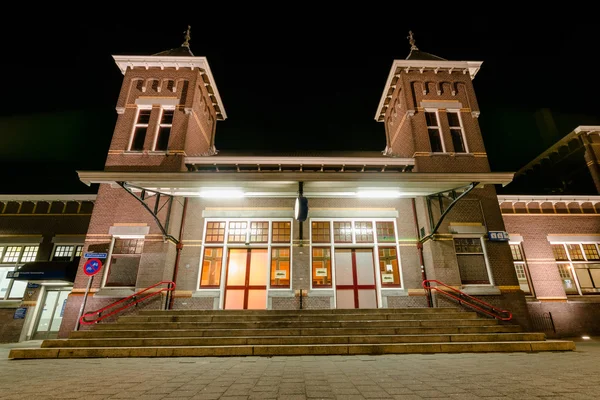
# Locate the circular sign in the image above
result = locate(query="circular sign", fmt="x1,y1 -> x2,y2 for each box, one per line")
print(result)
83,258 -> 102,276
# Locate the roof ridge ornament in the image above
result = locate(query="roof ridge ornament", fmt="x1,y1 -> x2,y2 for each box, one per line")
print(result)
182,25 -> 191,47
408,30 -> 418,51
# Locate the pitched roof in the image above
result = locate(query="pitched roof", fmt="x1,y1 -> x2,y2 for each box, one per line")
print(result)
406,49 -> 447,61
152,45 -> 194,57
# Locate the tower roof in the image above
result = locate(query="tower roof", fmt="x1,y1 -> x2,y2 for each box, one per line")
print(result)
374,31 -> 482,122
152,46 -> 194,57
405,30 -> 447,61
152,25 -> 194,57
405,49 -> 447,61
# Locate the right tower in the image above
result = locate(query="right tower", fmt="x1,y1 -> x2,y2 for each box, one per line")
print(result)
376,31 -> 487,173
375,32 -> 532,329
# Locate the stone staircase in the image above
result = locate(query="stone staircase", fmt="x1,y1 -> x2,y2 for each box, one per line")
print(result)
9,308 -> 575,359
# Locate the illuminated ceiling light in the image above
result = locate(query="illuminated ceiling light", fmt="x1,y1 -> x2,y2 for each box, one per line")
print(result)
197,189 -> 244,198
356,191 -> 402,198
582,336 -> 591,340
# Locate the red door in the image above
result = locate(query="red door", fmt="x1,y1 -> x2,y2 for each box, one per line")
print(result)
224,248 -> 268,309
335,248 -> 378,309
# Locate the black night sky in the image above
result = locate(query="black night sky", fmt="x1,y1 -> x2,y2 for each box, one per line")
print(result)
1,12 -> 598,195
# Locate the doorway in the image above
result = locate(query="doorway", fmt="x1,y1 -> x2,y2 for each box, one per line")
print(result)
33,288 -> 71,340
224,248 -> 268,309
335,248 -> 377,309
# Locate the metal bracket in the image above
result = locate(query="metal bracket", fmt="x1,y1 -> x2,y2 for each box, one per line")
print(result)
117,182 -> 179,244
421,182 -> 479,243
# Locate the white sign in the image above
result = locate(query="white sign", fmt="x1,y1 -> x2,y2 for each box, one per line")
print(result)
315,268 -> 328,277
382,274 -> 395,283
275,270 -> 287,279
386,264 -> 393,272
488,231 -> 510,241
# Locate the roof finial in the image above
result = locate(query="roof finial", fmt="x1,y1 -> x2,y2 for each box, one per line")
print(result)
407,30 -> 418,51
182,25 -> 191,47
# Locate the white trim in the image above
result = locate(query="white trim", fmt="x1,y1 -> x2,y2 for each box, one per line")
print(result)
185,156 -> 416,166
0,195 -> 96,202
198,218 -> 294,310
113,55 -> 227,120
135,98 -> 179,107
452,234 -> 495,286
375,59 -> 482,120
447,109 -> 469,154
498,195 -> 600,205
308,218 -> 404,308
425,109 -> 446,153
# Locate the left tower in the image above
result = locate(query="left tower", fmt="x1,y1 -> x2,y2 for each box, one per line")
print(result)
58,28 -> 226,336
107,26 -> 226,170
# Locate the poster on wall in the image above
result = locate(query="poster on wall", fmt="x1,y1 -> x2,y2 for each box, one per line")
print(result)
13,307 -> 27,319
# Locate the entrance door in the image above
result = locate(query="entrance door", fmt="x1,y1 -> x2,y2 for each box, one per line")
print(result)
224,249 -> 268,309
33,288 -> 70,340
335,248 -> 377,309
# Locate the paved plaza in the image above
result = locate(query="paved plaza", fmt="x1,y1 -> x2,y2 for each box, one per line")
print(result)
0,339 -> 598,399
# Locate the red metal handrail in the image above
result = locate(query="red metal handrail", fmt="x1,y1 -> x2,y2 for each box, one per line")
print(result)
80,281 -> 175,325
422,279 -> 512,321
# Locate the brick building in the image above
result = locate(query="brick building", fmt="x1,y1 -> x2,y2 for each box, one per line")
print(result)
55,31 -> 536,340
0,195 -> 95,342
499,125 -> 600,337
1,30 -> 595,344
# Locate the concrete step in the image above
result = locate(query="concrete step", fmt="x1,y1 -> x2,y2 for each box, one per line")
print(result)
70,324 -> 522,339
9,340 -> 576,359
93,318 -> 498,330
43,333 -> 546,348
139,308 -> 461,316
118,312 -> 479,323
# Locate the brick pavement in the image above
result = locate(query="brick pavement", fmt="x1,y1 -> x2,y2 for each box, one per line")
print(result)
0,339 -> 598,399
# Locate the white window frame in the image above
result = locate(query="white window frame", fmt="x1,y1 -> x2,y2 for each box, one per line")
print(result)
101,235 -> 145,289
127,105 -> 152,151
198,218 -> 294,310
50,244 -> 84,262
509,241 -> 534,296
549,242 -> 600,295
151,106 -> 176,151
452,234 -> 494,286
308,218 -> 403,309
0,244 -> 40,301
446,110 -> 469,153
425,109 -> 446,153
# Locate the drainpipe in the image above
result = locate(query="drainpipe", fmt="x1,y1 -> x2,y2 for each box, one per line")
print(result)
168,197 -> 188,310
412,198 -> 433,307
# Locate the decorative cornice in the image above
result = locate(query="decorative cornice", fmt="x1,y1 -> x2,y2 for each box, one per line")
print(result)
112,55 -> 227,120
375,59 -> 483,121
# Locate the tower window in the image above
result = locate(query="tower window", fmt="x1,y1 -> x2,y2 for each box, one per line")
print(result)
130,108 -> 151,151
425,111 -> 444,153
154,108 -> 174,151
448,111 -> 467,153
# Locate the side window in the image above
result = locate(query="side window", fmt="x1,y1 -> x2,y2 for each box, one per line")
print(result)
454,238 -> 490,285
130,108 -> 151,151
425,111 -> 444,152
154,108 -> 174,151
447,111 -> 467,153
105,238 -> 144,287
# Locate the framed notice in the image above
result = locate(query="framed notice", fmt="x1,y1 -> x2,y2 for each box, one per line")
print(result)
275,270 -> 287,279
315,268 -> 328,277
382,274 -> 395,283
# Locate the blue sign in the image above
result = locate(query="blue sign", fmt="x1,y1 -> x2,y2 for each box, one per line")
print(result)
84,252 -> 107,259
488,231 -> 510,241
27,282 -> 40,289
83,258 -> 102,276
14,307 -> 27,319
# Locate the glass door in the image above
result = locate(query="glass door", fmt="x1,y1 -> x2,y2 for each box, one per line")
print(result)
224,249 -> 268,309
335,248 -> 377,309
33,288 -> 70,340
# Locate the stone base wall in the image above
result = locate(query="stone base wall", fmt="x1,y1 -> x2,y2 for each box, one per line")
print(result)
528,300 -> 600,338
